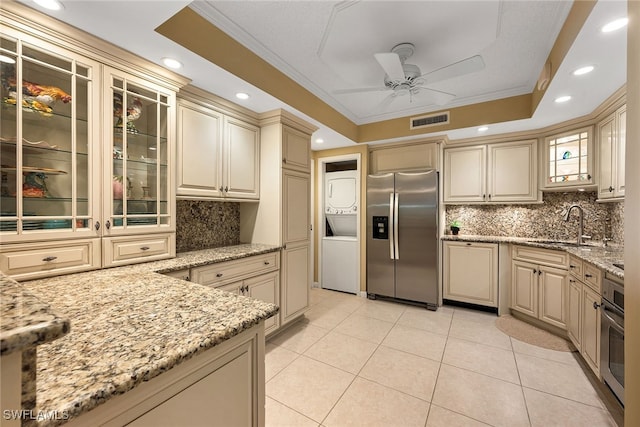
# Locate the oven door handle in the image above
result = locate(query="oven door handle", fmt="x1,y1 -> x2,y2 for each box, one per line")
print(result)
602,308 -> 624,333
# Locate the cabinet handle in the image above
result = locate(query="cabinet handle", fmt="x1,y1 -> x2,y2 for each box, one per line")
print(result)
106,220 -> 111,230
488,194 -> 492,200
533,268 -> 537,274
42,256 -> 57,262
466,243 -> 472,246
483,194 -> 486,200
593,301 -> 601,310
569,264 -> 575,269
587,174 -> 592,180
283,158 -> 287,164
224,186 -> 228,192
264,261 -> 270,265
219,186 -> 223,192
608,186 -> 614,192
95,221 -> 100,231
538,270 -> 542,276
140,246 -> 150,251
216,273 -> 223,278
244,285 -> 249,293
585,273 -> 593,278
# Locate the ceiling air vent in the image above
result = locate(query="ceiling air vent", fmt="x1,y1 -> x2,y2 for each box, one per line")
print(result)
410,112 -> 450,129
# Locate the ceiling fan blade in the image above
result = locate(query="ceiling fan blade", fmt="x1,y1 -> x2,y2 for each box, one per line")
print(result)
415,87 -> 456,105
422,55 -> 485,85
370,92 -> 398,115
374,52 -> 405,81
333,86 -> 389,95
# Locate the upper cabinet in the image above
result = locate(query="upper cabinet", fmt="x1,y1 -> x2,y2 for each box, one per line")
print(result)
282,125 -> 311,173
0,3 -> 187,279
543,127 -> 594,190
176,87 -> 260,201
597,105 -> 625,200
444,139 -> 538,204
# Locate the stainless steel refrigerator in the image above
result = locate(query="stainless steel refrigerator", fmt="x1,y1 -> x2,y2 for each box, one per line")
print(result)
366,170 -> 438,309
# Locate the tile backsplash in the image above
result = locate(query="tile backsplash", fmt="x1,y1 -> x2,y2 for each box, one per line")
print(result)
176,200 -> 240,252
445,192 -> 624,244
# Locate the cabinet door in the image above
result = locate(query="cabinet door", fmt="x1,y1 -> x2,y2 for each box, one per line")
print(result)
598,114 -> 615,199
545,128 -> 593,189
582,285 -> 601,376
567,278 -> 582,351
103,66 -> 176,235
615,106 -> 625,197
282,125 -> 310,172
224,117 -> 259,199
281,243 -> 310,325
282,170 -> 310,245
511,260 -> 538,317
245,271 -> 280,334
176,100 -> 222,198
218,281 -> 243,295
443,145 -> 486,203
487,140 -> 537,202
538,265 -> 567,329
0,32 -> 101,243
443,242 -> 498,307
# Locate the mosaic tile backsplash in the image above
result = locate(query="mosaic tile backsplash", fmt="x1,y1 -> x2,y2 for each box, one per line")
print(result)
176,200 -> 240,253
445,192 -> 624,244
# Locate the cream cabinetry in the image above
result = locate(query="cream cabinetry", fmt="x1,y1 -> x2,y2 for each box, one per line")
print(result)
443,241 -> 498,308
241,109 -> 317,328
597,105 -> 626,200
0,4 -> 185,279
444,140 -> 538,203
176,88 -> 260,201
543,127 -> 595,189
67,324 -> 265,427
566,254 -> 601,377
511,245 -> 568,329
369,141 -> 439,173
191,252 -> 280,335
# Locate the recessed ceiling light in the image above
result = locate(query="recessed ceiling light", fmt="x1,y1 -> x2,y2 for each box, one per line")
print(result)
34,0 -> 63,10
573,65 -> 594,76
0,55 -> 16,64
161,57 -> 182,69
602,17 -> 628,33
478,126 -> 489,132
235,92 -> 250,100
315,138 -> 324,144
555,95 -> 572,103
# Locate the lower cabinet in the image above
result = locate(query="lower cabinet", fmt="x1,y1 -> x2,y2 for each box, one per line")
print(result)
190,253 -> 280,335
582,284 -> 601,376
443,241 -> 498,307
281,243 -> 310,325
67,324 -> 265,427
511,246 -> 568,329
567,277 -> 582,351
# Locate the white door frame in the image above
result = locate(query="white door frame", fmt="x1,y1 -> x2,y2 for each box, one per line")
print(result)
316,153 -> 361,292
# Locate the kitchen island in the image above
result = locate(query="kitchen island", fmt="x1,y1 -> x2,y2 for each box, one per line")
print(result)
1,244 -> 280,426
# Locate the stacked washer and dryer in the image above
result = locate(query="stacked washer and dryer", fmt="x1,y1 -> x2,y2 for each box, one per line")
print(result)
322,170 -> 359,294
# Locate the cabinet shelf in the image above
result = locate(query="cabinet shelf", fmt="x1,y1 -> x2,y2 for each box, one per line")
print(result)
0,139 -> 89,157
1,102 -> 89,126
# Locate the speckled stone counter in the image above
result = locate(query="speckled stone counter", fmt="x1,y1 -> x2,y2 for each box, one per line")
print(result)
3,243 -> 280,426
442,235 -> 624,280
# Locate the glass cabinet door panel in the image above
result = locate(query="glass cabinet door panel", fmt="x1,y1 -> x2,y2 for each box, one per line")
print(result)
106,69 -> 173,231
545,128 -> 592,186
0,33 -> 98,239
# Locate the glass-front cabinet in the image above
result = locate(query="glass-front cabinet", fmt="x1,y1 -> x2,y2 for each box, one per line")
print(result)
0,32 -> 101,243
543,127 -> 595,190
103,67 -> 174,236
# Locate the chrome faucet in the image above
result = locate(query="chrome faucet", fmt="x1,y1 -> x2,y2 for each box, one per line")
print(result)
563,205 -> 591,245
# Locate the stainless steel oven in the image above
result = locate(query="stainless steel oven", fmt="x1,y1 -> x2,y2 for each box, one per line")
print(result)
600,277 -> 624,405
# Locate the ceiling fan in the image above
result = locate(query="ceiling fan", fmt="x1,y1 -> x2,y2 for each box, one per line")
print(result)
334,43 -> 485,111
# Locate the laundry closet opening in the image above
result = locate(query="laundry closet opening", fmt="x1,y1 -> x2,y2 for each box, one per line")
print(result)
319,156 -> 360,295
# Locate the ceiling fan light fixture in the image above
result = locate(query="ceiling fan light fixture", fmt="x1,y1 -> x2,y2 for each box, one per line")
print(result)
555,95 -> 572,103
573,65 -> 594,76
602,17 -> 628,33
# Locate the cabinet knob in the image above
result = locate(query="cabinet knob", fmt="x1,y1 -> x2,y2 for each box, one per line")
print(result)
106,220 -> 111,230
42,256 -> 57,262
593,301 -> 601,310
140,246 -> 150,251
264,261 -> 270,265
585,273 -> 593,278
608,186 -> 614,192
224,186 -> 228,192
488,194 -> 492,200
533,268 -> 537,274
538,270 -> 542,276
466,243 -> 472,246
216,273 -> 223,278
95,221 -> 100,231
283,158 -> 287,164
569,264 -> 575,269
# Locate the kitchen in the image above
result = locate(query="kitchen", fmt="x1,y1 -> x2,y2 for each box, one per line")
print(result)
0,1 -> 638,427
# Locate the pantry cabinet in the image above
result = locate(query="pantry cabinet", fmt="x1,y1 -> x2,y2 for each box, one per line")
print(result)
444,139 -> 538,203
511,245 -> 568,329
597,105 -> 626,200
0,5 -> 187,279
176,89 -> 260,201
443,241 -> 498,308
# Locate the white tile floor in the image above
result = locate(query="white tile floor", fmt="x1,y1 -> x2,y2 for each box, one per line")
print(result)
265,288 -> 619,427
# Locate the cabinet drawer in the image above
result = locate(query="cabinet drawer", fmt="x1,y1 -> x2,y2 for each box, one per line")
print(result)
103,234 -> 175,267
512,245 -> 568,269
583,263 -> 602,293
191,252 -> 279,286
568,255 -> 584,278
0,239 -> 100,281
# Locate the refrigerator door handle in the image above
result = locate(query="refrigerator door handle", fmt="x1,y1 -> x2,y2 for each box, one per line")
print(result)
389,192 -> 395,260
394,192 -> 400,260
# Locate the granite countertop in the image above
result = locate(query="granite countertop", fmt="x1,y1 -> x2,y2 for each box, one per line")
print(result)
442,234 -> 624,280
1,243 -> 280,426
